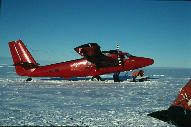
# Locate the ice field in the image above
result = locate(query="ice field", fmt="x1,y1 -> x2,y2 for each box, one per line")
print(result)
0,65 -> 191,126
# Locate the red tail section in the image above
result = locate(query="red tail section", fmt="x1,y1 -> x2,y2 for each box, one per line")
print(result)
8,40 -> 39,76
171,79 -> 191,110
148,80 -> 191,126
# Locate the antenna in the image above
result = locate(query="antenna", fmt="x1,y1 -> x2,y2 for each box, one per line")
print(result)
116,44 -> 121,66
18,31 -> 23,41
116,44 -> 119,51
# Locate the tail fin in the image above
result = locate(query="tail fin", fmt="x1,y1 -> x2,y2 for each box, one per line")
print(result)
171,79 -> 191,110
8,40 -> 39,76
148,79 -> 191,126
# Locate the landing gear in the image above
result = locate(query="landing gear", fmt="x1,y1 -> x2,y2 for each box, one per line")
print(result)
91,76 -> 102,81
26,77 -> 32,81
132,77 -> 136,82
113,72 -> 120,82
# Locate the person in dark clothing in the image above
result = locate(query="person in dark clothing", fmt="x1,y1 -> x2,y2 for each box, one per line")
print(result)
113,72 -> 120,82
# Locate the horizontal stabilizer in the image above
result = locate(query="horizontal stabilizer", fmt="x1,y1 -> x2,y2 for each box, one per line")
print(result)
14,61 -> 38,70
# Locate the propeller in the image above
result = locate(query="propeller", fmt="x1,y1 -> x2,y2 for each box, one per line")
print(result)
116,44 -> 122,66
116,44 -> 119,51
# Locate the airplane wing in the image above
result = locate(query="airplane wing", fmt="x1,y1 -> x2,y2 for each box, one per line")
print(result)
74,43 -> 117,67
74,43 -> 102,58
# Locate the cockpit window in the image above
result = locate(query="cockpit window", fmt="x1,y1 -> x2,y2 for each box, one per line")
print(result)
127,53 -> 133,57
124,55 -> 129,59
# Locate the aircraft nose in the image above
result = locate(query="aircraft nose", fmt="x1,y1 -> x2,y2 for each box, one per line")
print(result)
136,57 -> 154,67
145,58 -> 154,66
125,57 -> 154,70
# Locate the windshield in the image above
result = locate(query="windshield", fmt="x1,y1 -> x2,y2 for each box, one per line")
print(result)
127,53 -> 133,57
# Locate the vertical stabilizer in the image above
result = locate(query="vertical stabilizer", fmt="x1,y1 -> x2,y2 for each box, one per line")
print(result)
8,40 -> 39,76
171,79 -> 191,110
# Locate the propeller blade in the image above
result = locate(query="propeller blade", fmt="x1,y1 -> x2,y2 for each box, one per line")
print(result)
116,44 -> 119,51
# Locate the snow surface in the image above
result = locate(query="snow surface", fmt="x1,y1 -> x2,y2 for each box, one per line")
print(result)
0,65 -> 191,126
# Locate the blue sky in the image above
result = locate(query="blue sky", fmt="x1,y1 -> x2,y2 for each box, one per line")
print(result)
0,0 -> 191,68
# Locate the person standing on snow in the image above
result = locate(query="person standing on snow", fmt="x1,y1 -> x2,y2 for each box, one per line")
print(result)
132,70 -> 146,82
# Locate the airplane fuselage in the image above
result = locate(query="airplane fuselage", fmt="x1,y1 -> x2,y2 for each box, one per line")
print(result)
24,54 -> 153,79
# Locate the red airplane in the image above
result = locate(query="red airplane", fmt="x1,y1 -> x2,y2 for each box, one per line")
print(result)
148,79 -> 191,126
8,40 -> 154,81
